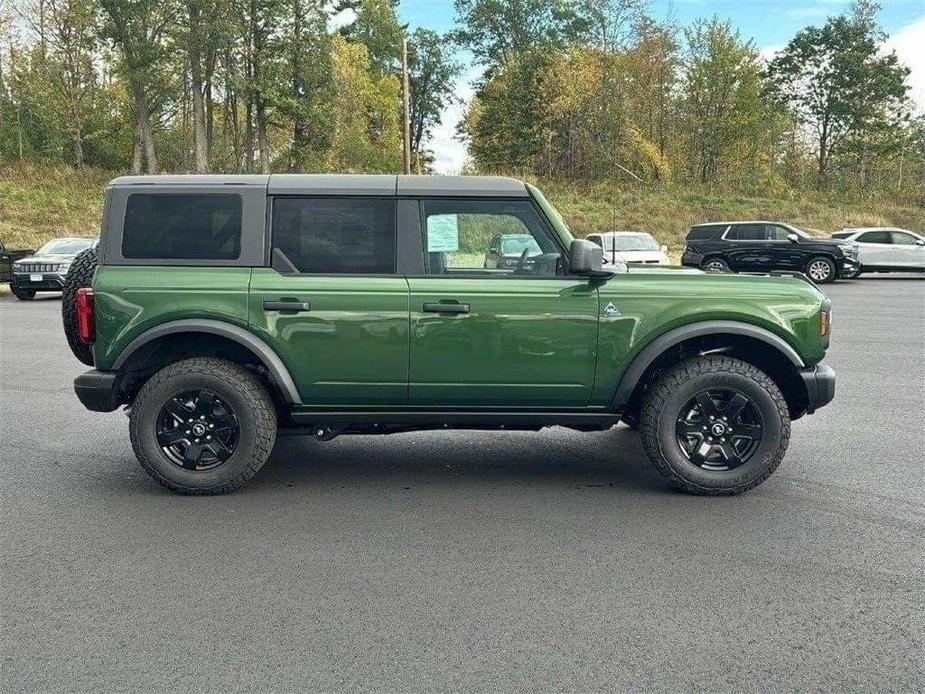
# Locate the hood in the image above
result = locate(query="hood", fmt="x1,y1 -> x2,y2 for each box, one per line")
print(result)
14,253 -> 78,265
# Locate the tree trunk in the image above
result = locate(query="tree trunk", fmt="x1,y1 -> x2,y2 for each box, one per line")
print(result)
132,132 -> 143,174
132,83 -> 157,173
256,97 -> 270,173
188,2 -> 209,172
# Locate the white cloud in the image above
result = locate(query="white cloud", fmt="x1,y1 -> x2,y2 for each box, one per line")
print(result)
886,15 -> 925,112
427,66 -> 482,174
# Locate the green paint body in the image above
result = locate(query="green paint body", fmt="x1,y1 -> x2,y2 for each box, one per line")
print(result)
93,261 -> 827,409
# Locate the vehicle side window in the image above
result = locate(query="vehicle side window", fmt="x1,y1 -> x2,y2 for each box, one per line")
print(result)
857,231 -> 891,244
688,225 -> 724,240
731,224 -> 766,241
767,225 -> 791,241
421,199 -> 561,276
122,193 -> 242,260
271,197 -> 396,274
892,231 -> 918,245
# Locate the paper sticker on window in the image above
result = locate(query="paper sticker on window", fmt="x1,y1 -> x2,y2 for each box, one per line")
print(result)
426,214 -> 459,252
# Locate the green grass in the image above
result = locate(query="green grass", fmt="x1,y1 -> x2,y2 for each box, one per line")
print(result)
2,162 -> 922,252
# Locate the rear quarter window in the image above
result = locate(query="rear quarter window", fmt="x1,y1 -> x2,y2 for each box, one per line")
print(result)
686,225 -> 725,240
122,193 -> 242,260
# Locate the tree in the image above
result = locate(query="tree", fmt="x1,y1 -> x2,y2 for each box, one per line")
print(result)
339,0 -> 403,75
407,28 -> 459,168
277,0 -> 334,170
682,18 -> 767,184
99,0 -> 178,173
453,0 -> 591,66
766,2 -> 910,184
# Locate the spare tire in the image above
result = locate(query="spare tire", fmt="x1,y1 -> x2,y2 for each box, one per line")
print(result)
62,246 -> 98,366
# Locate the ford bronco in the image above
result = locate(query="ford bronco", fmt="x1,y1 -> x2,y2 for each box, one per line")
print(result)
69,175 -> 835,495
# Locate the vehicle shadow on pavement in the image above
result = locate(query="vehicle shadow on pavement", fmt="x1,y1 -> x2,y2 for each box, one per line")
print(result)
248,425 -> 671,495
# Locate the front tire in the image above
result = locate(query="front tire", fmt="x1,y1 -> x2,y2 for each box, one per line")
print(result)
129,358 -> 277,495
10,274 -> 35,300
639,356 -> 790,495
806,256 -> 836,283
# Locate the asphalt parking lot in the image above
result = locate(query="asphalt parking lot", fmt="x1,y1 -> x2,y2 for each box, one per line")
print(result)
1,276 -> 923,693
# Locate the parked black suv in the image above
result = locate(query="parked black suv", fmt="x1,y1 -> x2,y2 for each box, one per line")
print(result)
681,221 -> 859,283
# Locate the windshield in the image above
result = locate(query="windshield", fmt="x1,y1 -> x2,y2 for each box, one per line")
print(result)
501,236 -> 542,255
612,234 -> 660,251
36,238 -> 94,255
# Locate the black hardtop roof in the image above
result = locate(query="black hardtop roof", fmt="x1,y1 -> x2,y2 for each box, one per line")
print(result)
107,174 -> 530,198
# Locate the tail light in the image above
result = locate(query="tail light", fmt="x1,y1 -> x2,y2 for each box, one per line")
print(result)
76,287 -> 95,343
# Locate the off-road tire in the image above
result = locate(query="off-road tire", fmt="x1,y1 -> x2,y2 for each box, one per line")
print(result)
701,257 -> 730,272
639,355 -> 790,495
62,246 -> 98,365
805,255 -> 836,284
10,273 -> 35,300
129,358 -> 277,495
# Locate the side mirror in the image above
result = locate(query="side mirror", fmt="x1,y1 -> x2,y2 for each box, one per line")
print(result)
660,244 -> 668,253
916,240 -> 925,247
787,233 -> 799,244
570,239 -> 603,275
0,242 -> 5,255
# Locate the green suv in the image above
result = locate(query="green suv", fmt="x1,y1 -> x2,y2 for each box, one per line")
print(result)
70,174 -> 835,495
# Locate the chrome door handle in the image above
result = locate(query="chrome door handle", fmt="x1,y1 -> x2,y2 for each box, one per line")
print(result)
263,300 -> 311,312
422,302 -> 470,314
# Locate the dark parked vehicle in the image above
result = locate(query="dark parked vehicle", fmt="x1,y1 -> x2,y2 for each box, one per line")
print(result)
483,233 -> 544,269
0,242 -> 35,284
681,221 -> 859,284
10,237 -> 97,299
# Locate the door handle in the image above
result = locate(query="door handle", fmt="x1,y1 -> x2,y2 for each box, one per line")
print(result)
263,300 -> 311,312
422,302 -> 470,314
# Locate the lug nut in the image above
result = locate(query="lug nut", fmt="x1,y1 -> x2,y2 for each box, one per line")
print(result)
185,430 -> 190,434
206,435 -> 211,441
200,415 -> 206,420
209,424 -> 214,429
709,415 -> 715,421
720,437 -> 726,442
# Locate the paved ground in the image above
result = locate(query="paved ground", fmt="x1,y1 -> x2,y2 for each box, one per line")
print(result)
1,276 -> 923,693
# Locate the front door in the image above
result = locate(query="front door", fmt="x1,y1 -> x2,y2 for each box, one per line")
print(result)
890,230 -> 925,269
249,196 -> 410,406
408,197 -> 599,407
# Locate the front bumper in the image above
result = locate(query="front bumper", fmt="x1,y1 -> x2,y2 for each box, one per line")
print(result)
74,370 -> 122,412
12,272 -> 66,290
799,364 -> 836,414
838,257 -> 859,276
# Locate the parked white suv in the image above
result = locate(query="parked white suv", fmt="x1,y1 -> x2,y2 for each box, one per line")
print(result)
586,231 -> 669,266
830,228 -> 925,278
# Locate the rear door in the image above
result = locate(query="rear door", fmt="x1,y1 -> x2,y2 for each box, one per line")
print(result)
725,224 -> 769,270
248,196 -> 410,406
407,197 -> 599,408
855,230 -> 892,267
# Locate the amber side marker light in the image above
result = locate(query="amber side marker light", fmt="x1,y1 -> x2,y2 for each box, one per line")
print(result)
76,287 -> 95,343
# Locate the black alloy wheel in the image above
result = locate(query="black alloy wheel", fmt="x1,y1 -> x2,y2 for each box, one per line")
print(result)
156,389 -> 239,471
675,388 -> 764,471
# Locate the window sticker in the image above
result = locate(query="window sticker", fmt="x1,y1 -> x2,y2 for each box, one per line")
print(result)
426,214 -> 459,252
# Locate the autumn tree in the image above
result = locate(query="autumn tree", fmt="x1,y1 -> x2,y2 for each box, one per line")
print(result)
766,1 -> 910,185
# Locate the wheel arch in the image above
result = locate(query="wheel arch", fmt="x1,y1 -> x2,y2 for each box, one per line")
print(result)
112,319 -> 301,405
613,321 -> 810,419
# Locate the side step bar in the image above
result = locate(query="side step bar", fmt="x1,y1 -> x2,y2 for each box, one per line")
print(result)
285,410 -> 621,439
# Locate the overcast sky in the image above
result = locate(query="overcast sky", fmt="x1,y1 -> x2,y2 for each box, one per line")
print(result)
395,0 -> 925,173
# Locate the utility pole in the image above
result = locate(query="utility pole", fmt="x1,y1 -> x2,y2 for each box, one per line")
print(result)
401,38 -> 411,175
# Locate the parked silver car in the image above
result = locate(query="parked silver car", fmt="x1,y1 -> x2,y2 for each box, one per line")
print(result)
830,228 -> 925,278
585,231 -> 669,266
10,237 -> 98,300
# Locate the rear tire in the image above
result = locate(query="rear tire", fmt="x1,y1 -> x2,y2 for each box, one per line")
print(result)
805,256 -> 836,284
129,358 -> 277,495
701,257 -> 730,272
10,274 -> 35,300
841,264 -> 862,279
62,246 -> 98,366
639,356 -> 790,495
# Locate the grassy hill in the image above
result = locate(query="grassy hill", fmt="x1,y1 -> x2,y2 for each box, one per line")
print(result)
2,162 -> 922,252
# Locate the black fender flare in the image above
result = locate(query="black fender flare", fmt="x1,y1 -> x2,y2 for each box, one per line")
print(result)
611,320 -> 805,409
112,319 -> 301,404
